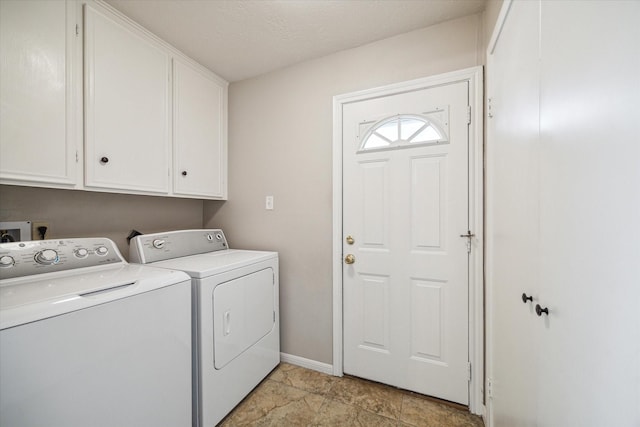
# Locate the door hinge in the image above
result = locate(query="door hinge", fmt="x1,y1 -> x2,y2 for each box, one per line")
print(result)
75,24 -> 79,36
75,150 -> 79,163
467,106 -> 471,125
467,362 -> 472,382
487,97 -> 494,118
273,311 -> 276,322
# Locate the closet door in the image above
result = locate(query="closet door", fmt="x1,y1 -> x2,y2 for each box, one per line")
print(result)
486,1 -> 540,425
489,1 -> 640,426
84,3 -> 170,194
536,2 -> 640,425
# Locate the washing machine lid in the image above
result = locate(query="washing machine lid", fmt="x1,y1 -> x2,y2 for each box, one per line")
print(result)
147,249 -> 277,279
1,264 -> 190,330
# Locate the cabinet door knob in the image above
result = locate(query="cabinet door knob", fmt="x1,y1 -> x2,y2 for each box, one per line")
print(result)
535,304 -> 549,316
522,293 -> 533,303
100,156 -> 109,164
181,171 -> 187,176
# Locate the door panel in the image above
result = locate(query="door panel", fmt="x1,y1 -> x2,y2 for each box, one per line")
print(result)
360,274 -> 390,352
343,81 -> 469,404
410,155 -> 446,250
361,160 -> 389,247
410,279 -> 444,361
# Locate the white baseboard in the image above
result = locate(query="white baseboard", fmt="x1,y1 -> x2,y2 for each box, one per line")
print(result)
280,352 -> 334,376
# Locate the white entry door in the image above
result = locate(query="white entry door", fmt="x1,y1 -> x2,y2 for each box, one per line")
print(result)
342,80 -> 470,404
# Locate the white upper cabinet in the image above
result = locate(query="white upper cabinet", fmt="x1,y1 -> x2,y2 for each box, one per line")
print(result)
83,2 -> 170,194
0,0 -> 80,187
173,58 -> 227,199
0,0 -> 228,200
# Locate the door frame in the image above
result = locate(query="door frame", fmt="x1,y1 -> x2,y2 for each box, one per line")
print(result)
331,66 -> 484,415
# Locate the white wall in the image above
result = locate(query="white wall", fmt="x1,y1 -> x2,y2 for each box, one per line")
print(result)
204,14 -> 484,364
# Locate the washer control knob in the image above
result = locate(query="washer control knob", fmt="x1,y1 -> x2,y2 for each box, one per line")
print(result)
74,248 -> 89,259
152,239 -> 165,249
35,249 -> 59,265
206,234 -> 213,241
0,255 -> 15,268
215,233 -> 223,241
95,246 -> 109,256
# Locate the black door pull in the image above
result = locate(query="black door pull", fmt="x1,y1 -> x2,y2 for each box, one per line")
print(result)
521,293 -> 533,303
535,304 -> 549,316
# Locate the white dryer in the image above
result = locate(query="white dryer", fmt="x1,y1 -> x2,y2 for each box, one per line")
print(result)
0,238 -> 192,427
130,229 -> 279,427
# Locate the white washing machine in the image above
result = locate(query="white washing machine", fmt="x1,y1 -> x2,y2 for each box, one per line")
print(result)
0,238 -> 192,427
130,229 -> 279,427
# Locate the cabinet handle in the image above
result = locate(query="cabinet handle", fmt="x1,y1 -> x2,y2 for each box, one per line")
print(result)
535,304 -> 549,316
521,293 -> 533,303
181,171 -> 187,176
100,156 -> 109,164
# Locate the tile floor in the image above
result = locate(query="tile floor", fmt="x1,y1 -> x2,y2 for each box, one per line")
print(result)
220,363 -> 484,427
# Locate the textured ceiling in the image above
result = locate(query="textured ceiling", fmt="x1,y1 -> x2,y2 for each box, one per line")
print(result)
105,0 -> 486,82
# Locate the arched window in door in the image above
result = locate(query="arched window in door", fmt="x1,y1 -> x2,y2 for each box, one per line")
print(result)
359,113 -> 448,152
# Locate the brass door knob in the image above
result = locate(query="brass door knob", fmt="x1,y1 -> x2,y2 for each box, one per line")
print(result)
344,254 -> 355,264
345,235 -> 355,245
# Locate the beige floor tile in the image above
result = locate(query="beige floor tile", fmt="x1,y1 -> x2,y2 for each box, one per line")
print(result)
220,379 -> 325,426
325,376 -> 403,420
309,398 -> 397,427
445,410 -> 485,427
220,365 -> 484,427
400,394 -> 483,427
269,363 -> 336,395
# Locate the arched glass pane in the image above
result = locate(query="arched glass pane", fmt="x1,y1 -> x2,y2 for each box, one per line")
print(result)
360,114 -> 446,151
364,133 -> 390,148
375,119 -> 399,142
411,125 -> 442,143
400,118 -> 425,140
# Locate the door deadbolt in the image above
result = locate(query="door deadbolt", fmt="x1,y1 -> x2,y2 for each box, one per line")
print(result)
345,235 -> 354,245
344,254 -> 355,264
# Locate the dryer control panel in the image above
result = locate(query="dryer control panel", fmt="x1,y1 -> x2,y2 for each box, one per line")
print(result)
129,229 -> 228,264
0,238 -> 124,280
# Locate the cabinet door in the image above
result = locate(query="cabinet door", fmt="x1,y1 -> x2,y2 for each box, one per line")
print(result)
173,58 -> 227,199
0,0 -> 79,187
84,3 -> 170,194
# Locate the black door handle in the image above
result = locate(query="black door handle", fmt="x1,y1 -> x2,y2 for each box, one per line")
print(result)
522,293 -> 533,303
